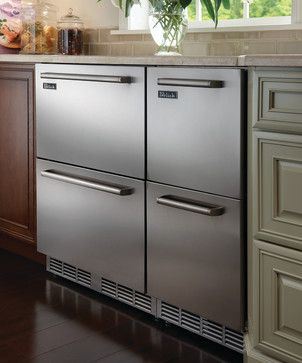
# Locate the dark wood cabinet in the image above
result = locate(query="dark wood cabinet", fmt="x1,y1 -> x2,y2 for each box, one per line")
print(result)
0,63 -> 43,263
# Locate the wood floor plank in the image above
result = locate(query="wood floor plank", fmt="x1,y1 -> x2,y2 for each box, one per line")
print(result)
0,249 -> 243,363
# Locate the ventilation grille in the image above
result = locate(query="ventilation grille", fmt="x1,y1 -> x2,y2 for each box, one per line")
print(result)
181,310 -> 201,334
159,302 -> 244,353
101,278 -> 154,314
48,257 -> 91,287
49,258 -> 63,274
63,263 -> 76,281
225,328 -> 245,352
78,269 -> 92,287
161,302 -> 180,325
203,320 -> 224,342
47,257 -> 244,354
100,278 -> 116,298
135,292 -> 152,313
117,285 -> 133,304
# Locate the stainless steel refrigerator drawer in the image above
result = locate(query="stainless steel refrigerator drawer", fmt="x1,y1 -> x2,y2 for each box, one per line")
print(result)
147,67 -> 244,199
36,64 -> 145,179
37,159 -> 145,292
147,182 -> 244,331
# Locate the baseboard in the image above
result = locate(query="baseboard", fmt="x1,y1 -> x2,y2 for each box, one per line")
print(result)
244,334 -> 282,363
0,232 -> 45,264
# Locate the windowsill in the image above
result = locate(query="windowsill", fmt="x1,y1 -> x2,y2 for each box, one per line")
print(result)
111,22 -> 302,35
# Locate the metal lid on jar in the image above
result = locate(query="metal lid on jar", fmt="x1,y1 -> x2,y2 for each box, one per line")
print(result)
58,8 -> 84,29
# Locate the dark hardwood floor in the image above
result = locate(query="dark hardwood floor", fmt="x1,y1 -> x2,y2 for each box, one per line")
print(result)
0,250 -> 243,363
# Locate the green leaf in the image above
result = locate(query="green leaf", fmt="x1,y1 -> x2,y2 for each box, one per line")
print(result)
180,0 -> 192,9
222,0 -> 230,9
125,0 -> 133,17
202,0 -> 215,23
214,0 -> 221,27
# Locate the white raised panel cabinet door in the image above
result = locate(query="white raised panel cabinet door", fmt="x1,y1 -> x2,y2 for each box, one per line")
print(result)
254,132 -> 302,251
253,240 -> 302,363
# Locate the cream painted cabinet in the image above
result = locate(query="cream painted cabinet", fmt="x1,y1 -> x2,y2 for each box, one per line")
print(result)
255,240 -> 302,363
254,132 -> 302,251
247,68 -> 302,363
253,69 -> 302,134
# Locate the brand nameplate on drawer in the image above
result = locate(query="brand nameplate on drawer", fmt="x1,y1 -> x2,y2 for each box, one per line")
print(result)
43,83 -> 57,90
158,90 -> 178,99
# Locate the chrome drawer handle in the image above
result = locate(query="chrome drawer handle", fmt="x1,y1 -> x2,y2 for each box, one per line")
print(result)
157,78 -> 224,88
156,195 -> 224,216
40,73 -> 132,84
41,170 -> 134,196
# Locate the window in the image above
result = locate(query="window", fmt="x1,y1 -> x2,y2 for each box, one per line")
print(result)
122,0 -> 302,31
188,0 -> 292,28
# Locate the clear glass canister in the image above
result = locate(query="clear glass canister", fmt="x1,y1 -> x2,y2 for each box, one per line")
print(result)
21,0 -> 58,54
58,9 -> 84,55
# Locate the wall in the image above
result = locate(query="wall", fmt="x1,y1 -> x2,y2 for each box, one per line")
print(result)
50,0 -> 302,56
51,0 -> 118,28
84,28 -> 302,56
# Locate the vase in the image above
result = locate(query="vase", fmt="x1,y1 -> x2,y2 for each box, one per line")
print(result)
148,1 -> 188,56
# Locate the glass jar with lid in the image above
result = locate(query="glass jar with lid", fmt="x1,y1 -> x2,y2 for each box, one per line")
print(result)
57,9 -> 84,55
21,0 -> 58,54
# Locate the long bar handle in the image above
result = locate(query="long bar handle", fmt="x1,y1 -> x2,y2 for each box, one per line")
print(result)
41,73 -> 132,84
157,195 -> 224,216
157,78 -> 224,88
41,170 -> 133,196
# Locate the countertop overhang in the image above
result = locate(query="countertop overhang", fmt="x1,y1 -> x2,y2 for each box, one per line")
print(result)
1,54 -> 302,67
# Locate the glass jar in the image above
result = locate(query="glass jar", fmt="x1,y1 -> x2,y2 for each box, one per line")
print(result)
21,0 -> 58,54
148,0 -> 188,56
57,9 -> 84,55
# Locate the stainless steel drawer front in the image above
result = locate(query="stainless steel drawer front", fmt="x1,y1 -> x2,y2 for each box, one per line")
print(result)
147,182 -> 244,331
36,64 -> 145,179
37,159 -> 145,292
148,67 -> 244,199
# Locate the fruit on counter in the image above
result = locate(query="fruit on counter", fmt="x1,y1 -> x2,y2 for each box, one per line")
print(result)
21,22 -> 57,54
0,18 -> 21,48
0,20 -> 20,42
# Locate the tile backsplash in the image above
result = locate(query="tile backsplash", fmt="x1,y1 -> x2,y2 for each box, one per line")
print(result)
84,27 -> 302,57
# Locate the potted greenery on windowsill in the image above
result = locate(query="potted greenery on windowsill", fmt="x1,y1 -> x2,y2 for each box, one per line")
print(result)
97,0 -> 230,55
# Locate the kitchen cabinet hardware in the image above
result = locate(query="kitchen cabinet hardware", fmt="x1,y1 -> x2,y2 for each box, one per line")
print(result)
156,195 -> 225,216
157,78 -> 224,88
40,72 -> 132,84
41,170 -> 134,196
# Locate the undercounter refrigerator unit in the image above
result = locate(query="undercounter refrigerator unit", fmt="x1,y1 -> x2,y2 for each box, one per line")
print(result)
36,64 -> 246,354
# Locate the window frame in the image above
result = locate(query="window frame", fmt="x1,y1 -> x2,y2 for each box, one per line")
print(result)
118,0 -> 302,32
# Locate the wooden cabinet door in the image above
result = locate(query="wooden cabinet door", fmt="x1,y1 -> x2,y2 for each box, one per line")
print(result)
253,69 -> 302,134
253,240 -> 302,363
254,131 -> 302,251
0,63 -> 35,244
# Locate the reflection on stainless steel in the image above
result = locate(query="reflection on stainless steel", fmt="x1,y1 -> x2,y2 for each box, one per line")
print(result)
147,182 -> 244,331
36,64 -> 246,349
37,159 -> 145,292
148,67 -> 244,199
36,64 -> 145,179
147,67 -> 246,332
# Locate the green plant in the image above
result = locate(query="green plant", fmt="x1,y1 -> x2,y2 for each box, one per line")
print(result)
97,0 -> 230,28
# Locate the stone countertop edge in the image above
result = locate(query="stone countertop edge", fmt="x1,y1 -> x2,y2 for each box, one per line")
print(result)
0,54 -> 302,67
0,54 -> 238,66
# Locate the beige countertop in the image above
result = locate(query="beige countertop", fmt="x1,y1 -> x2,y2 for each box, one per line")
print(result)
0,54 -> 302,67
